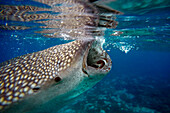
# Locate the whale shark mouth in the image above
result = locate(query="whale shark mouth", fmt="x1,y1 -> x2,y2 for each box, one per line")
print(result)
82,39 -> 112,77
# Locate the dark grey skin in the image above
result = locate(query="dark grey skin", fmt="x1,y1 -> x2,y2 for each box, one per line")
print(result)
0,38 -> 112,112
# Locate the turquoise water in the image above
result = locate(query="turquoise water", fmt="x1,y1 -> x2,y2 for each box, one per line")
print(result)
0,0 -> 170,113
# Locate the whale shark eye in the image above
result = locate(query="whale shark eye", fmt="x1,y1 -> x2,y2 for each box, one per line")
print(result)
54,77 -> 61,82
33,87 -> 40,92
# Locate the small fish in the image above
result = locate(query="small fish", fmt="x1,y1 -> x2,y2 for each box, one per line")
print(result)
0,38 -> 112,112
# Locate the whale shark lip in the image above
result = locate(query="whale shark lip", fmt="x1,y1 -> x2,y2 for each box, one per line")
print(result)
82,40 -> 93,77
82,39 -> 112,77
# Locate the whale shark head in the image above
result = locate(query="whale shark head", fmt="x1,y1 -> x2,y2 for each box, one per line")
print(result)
47,37 -> 112,101
45,37 -> 112,112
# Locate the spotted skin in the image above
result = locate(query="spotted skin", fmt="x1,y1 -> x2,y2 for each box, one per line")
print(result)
0,39 -> 84,110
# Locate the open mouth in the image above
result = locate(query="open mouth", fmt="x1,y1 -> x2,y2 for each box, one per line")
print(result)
82,39 -> 112,77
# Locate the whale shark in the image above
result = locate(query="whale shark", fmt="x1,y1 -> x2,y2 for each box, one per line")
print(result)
0,38 -> 112,112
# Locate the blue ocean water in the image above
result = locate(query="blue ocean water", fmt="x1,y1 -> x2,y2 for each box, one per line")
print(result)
0,0 -> 170,113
